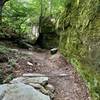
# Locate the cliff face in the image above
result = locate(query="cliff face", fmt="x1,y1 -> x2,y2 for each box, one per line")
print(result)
59,0 -> 100,67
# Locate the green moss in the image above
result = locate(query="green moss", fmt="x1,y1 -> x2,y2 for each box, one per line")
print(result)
42,33 -> 59,49
0,45 -> 10,54
59,0 -> 100,59
59,0 -> 100,99
59,0 -> 100,67
71,59 -> 100,100
37,16 -> 59,49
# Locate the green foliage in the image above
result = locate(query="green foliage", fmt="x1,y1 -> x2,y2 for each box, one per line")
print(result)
2,0 -> 41,37
59,0 -> 100,99
8,59 -> 16,68
0,58 -> 15,84
71,58 -> 100,100
0,45 -> 10,54
0,0 -> 66,45
59,0 -> 100,68
0,0 -> 100,99
1,0 -> 65,35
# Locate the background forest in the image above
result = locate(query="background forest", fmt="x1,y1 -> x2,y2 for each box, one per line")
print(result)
0,0 -> 100,100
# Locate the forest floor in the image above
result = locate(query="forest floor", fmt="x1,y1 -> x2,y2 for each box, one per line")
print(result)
0,41 -> 91,100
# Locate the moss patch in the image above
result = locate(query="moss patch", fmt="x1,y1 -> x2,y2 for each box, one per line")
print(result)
59,0 -> 100,99
71,58 -> 100,100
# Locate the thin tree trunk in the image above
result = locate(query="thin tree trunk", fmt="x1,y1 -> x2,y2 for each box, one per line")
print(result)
48,0 -> 52,16
39,0 -> 43,33
35,0 -> 43,47
0,0 -> 9,24
0,0 -> 3,24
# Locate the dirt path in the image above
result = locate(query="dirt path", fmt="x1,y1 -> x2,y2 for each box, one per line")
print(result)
0,40 -> 91,100
9,49 -> 90,100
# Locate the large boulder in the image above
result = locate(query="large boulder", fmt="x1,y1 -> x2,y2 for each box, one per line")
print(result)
36,16 -> 59,49
25,25 -> 39,44
0,73 -> 55,100
0,83 -> 50,100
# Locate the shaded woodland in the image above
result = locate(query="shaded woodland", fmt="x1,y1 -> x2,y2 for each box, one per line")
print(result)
0,0 -> 100,100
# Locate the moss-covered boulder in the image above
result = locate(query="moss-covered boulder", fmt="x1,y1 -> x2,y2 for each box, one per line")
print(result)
36,16 -> 59,49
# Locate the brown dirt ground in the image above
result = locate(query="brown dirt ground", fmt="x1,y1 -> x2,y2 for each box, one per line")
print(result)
0,45 -> 91,100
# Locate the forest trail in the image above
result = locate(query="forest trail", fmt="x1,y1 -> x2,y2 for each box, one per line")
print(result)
0,42 -> 90,100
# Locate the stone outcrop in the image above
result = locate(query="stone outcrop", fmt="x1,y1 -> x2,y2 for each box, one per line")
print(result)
59,0 -> 100,67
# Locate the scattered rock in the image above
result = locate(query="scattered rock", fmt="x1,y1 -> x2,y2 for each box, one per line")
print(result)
23,73 -> 47,77
45,84 -> 55,93
27,62 -> 33,66
0,73 -> 55,100
50,48 -> 58,55
0,83 -> 50,100
14,39 -> 33,49
10,49 -> 19,53
10,76 -> 48,85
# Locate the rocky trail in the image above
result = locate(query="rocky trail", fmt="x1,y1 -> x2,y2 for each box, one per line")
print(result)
0,42 -> 91,100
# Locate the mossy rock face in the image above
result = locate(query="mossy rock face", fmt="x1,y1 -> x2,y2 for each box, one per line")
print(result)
59,0 -> 100,67
59,1 -> 100,99
36,32 -> 59,49
37,16 -> 59,49
40,16 -> 56,34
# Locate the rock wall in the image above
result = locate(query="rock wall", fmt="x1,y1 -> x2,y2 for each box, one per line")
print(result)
36,16 -> 59,49
59,0 -> 100,68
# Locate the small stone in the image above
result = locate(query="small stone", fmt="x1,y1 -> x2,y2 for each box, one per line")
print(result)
27,62 -> 33,66
10,49 -> 18,52
50,48 -> 58,55
11,73 -> 48,85
45,84 -> 55,93
23,73 -> 46,77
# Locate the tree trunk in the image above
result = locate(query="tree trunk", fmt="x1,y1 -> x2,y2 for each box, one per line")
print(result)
0,0 -> 9,24
0,0 -> 3,24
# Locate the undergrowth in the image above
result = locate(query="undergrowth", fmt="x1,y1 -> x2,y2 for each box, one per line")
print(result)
71,58 -> 100,100
0,45 -> 15,84
0,45 -> 10,54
